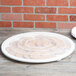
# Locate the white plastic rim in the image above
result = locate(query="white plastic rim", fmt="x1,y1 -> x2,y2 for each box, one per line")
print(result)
71,27 -> 76,38
1,32 -> 75,63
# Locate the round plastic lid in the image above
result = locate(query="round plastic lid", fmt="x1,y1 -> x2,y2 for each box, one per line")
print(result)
71,27 -> 76,38
1,32 -> 75,63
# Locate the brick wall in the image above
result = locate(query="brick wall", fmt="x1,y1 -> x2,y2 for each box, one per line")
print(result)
0,0 -> 76,29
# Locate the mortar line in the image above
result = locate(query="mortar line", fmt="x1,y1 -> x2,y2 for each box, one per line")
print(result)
33,6 -> 35,29
11,6 -> 12,13
56,22 -> 59,31
22,14 -> 24,21
45,15 -> 47,22
11,21 -> 13,29
68,15 -> 70,22
45,0 -> 47,6
68,0 -> 70,31
21,0 -> 24,21
56,7 -> 59,31
33,7 -> 35,14
68,0 -> 70,8
56,7 -> 58,15
22,0 -> 23,6
0,20 -> 76,22
34,21 -> 35,29
0,20 -> 68,22
1,5 -> 76,8
1,13 -> 76,15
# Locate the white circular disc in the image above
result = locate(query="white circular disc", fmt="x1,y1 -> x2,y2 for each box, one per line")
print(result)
71,27 -> 76,38
1,32 -> 75,63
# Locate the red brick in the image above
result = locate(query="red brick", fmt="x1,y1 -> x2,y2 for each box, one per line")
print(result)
47,0 -> 68,6
1,0 -> 22,5
24,14 -> 45,21
13,22 -> 34,28
59,8 -> 76,14
47,15 -> 68,21
35,7 -> 56,13
70,16 -> 76,21
23,0 -> 45,6
70,0 -> 76,6
58,23 -> 76,29
0,7 -> 11,13
35,22 -> 56,28
12,7 -> 33,13
0,21 -> 11,27
2,14 -> 22,20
